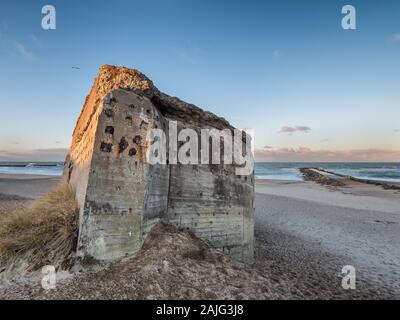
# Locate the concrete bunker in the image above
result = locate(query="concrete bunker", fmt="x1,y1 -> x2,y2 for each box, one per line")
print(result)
64,65 -> 254,263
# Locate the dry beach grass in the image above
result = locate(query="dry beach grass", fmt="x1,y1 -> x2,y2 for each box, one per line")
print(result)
0,194 -> 32,218
0,182 -> 79,272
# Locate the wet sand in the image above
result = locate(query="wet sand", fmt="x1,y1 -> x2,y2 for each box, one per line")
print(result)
0,174 -> 61,216
0,174 -> 61,200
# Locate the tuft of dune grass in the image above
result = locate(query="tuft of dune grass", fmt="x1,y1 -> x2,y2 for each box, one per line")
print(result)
0,182 -> 79,272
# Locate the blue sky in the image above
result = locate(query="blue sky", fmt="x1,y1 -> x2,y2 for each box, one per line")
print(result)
0,0 -> 399,161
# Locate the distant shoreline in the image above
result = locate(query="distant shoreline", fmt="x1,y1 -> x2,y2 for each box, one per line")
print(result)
0,161 -> 399,185
0,162 -> 63,167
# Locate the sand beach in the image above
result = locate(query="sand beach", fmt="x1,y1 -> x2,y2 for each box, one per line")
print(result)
0,172 -> 399,299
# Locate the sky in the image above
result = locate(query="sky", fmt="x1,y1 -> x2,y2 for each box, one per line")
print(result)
0,0 -> 399,162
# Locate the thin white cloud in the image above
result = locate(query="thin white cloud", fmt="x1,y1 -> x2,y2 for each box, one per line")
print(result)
272,49 -> 281,58
14,41 -> 36,61
28,34 -> 41,46
390,32 -> 400,43
279,125 -> 311,134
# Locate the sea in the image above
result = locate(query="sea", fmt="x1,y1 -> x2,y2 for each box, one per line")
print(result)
0,162 -> 399,183
0,162 -> 64,176
255,162 -> 400,183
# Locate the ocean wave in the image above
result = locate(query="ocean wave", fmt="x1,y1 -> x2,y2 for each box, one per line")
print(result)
255,162 -> 400,182
0,163 -> 64,176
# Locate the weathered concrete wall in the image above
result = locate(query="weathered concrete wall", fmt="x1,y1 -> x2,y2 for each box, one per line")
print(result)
76,90 -> 169,259
64,65 -> 254,262
167,164 -> 254,262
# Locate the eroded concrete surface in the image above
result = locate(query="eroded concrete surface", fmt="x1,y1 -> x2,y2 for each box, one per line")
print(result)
64,65 -> 254,262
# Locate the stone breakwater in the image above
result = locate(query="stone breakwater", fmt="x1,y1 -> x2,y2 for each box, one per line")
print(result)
63,65 -> 254,263
299,168 -> 345,187
300,167 -> 400,190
